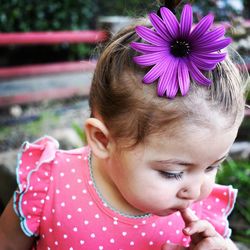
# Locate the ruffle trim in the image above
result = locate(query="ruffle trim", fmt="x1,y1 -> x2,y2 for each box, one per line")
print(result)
13,136 -> 59,237
200,184 -> 237,238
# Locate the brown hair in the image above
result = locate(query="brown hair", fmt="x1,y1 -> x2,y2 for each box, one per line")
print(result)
89,20 -> 249,148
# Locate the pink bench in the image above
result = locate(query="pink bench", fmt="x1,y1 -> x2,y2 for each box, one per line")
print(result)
0,30 -> 108,106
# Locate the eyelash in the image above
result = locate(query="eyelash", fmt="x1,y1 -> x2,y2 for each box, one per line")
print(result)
159,171 -> 183,180
159,165 -> 221,180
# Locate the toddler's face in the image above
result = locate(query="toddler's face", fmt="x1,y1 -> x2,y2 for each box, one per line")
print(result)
107,123 -> 239,216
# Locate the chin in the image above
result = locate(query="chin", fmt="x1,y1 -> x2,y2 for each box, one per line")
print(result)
153,209 -> 176,217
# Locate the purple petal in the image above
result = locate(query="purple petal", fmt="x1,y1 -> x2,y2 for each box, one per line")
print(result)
180,4 -> 193,38
160,7 -> 179,39
178,60 -> 190,96
189,14 -> 214,41
189,54 -> 218,70
189,52 -> 227,70
187,60 -> 211,85
193,38 -> 232,52
135,26 -> 167,46
130,42 -> 167,54
193,26 -> 226,45
133,52 -> 167,66
149,13 -> 172,41
157,59 -> 178,97
143,59 -> 170,83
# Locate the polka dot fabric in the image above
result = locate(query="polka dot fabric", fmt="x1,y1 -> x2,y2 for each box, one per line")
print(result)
14,136 -> 237,250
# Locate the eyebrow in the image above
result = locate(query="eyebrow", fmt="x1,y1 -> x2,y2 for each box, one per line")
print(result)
153,154 -> 228,167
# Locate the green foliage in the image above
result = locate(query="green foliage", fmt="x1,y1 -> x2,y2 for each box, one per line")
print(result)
216,159 -> 250,245
72,122 -> 86,145
0,0 -> 98,32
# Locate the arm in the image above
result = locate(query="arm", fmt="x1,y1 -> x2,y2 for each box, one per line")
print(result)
0,197 -> 35,250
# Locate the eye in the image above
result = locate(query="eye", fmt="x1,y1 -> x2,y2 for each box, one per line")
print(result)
205,165 -> 221,173
159,171 -> 183,180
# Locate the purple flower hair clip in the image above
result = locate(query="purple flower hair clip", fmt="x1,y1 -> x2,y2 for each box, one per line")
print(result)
130,4 -> 232,98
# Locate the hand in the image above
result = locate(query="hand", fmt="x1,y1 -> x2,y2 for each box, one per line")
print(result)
181,208 -> 229,250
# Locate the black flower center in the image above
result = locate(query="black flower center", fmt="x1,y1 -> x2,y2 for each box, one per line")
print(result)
170,40 -> 191,57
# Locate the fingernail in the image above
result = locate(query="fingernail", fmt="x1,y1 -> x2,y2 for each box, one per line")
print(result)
183,227 -> 191,234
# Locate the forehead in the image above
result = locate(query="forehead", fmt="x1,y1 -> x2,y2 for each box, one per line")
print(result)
142,122 -> 239,166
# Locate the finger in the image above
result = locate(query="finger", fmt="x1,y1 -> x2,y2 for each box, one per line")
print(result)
192,236 -> 226,250
180,208 -> 199,226
183,220 -> 218,238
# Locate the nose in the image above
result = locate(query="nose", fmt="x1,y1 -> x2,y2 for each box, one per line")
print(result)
177,181 -> 202,201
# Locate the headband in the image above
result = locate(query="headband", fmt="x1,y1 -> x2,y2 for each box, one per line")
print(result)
130,4 -> 231,98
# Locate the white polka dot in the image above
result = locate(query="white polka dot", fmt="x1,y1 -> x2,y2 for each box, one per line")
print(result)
166,240 -> 171,244
61,202 -> 65,207
89,201 -> 93,206
113,220 -> 118,225
215,198 -> 220,203
44,172 -> 49,176
52,209 -> 55,213
67,214 -> 72,219
71,168 -> 76,173
176,211 -> 181,216
29,152 -> 33,156
99,246 -> 103,250
77,179 -> 82,183
23,200 -> 27,205
152,223 -> 156,227
60,172 -> 65,177
90,233 -> 95,238
159,231 -> 164,235
110,238 -> 115,243
207,205 -> 212,210
42,216 -> 46,221
130,241 -> 135,246
57,221 -> 61,226
65,184 -> 70,189
54,241 -> 58,245
29,186 -> 33,191
54,160 -> 58,164
82,189 -> 87,194
32,207 -> 37,212
223,192 -> 227,196
95,214 -> 100,219
84,156 -> 88,160
77,155 -> 82,159
84,220 -> 89,225
149,241 -> 154,246
37,177 -> 41,182
183,238 -> 187,242
222,222 -> 226,226
80,240 -> 85,245
141,232 -> 146,237
26,166 -> 30,170
221,208 -> 226,213
69,247 -> 73,250
19,160 -> 22,165
73,227 -> 78,232
27,215 -> 31,219
142,220 -> 146,224
49,228 -> 53,233
63,234 -> 67,239
88,180 -> 93,185
41,199 -> 45,204
50,176 -> 54,182
176,230 -> 180,234
134,225 -> 138,229
44,187 -> 48,191
122,231 -> 127,236
77,208 -> 82,212
102,226 -> 107,231
56,189 -> 60,194
45,195 -> 50,200
33,192 -> 37,197
72,195 -> 77,200
66,158 -> 70,162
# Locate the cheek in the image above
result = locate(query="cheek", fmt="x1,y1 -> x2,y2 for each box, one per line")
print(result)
200,176 -> 215,200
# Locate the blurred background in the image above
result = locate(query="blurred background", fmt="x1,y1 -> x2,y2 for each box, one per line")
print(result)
0,0 -> 249,248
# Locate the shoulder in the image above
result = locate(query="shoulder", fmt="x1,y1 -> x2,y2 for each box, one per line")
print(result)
14,136 -> 89,237
198,184 -> 237,238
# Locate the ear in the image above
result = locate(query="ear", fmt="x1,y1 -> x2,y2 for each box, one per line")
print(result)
84,118 -> 111,159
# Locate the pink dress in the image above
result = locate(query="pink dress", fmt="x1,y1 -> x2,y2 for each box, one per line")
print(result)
14,136 -> 237,250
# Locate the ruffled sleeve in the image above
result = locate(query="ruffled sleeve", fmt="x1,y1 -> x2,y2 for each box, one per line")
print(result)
13,136 -> 59,237
200,184 -> 237,238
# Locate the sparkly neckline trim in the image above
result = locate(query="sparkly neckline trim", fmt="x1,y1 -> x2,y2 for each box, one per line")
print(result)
88,151 -> 152,219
